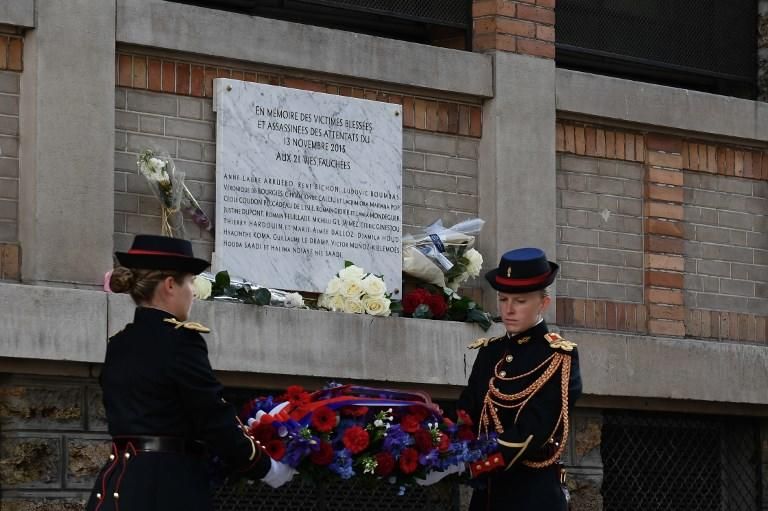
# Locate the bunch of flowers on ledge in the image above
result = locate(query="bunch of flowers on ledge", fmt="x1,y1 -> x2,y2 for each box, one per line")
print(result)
402,285 -> 492,331
317,262 -> 398,317
194,271 -> 305,308
240,384 -> 497,492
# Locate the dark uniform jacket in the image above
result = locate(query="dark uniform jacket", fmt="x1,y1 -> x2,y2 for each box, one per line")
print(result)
457,320 -> 582,511
86,307 -> 270,511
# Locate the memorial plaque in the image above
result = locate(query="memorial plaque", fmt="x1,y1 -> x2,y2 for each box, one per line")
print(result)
214,79 -> 403,295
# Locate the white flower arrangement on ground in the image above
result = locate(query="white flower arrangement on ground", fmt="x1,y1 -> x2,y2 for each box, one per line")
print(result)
318,262 -> 392,317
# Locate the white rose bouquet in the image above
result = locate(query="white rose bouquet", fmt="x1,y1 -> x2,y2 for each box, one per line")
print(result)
137,149 -> 212,237
318,262 -> 393,317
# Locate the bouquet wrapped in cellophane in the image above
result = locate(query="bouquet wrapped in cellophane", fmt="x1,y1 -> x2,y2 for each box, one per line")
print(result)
240,384 -> 497,492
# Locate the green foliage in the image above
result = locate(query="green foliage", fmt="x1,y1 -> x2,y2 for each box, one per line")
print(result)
211,270 -> 272,306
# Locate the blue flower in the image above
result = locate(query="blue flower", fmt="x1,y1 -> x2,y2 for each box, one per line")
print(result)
329,449 -> 355,480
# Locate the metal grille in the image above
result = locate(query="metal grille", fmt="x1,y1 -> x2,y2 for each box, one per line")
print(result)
601,410 -> 762,511
557,0 -> 757,97
212,476 -> 457,511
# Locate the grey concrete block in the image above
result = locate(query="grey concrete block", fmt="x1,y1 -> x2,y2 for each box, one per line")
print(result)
701,275 -> 720,292
597,195 -> 619,212
117,0 -> 493,97
599,231 -> 643,251
179,97 -> 203,119
564,280 -> 589,298
139,114 -> 165,135
625,252 -> 643,268
127,90 -> 178,116
113,171 -> 127,193
446,157 -> 478,176
622,216 -> 643,234
617,268 -> 643,285
697,259 -> 731,277
126,133 -> 177,156
402,131 -> 415,151
696,292 -> 748,312
0,198 -> 17,220
685,274 -> 703,291
114,192 -> 138,214
114,212 -> 126,233
562,261 -> 598,280
0,72 -> 20,94
587,247 -> 625,266
755,284 -> 768,299
165,118 -> 214,141
115,87 -> 126,110
125,173 -> 151,194
588,282 -> 626,300
125,213 -> 163,234
0,115 -> 18,136
456,176 -> 477,195
684,206 -> 718,225
701,243 -> 754,264
0,177 -> 18,200
0,95 -> 19,116
617,198 -> 642,216
744,197 -> 767,215
0,135 -> 19,157
414,133 -> 456,156
718,211 -> 752,230
424,154 -> 449,173
115,111 -> 139,131
720,279 -> 755,298
565,209 -> 588,227
614,161 -> 644,180
623,180 -> 643,198
0,220 -> 16,241
115,131 -> 128,151
587,175 -> 625,195
747,232 -> 767,251
178,140 -> 203,162
561,227 -> 599,246
560,155 -> 599,174
174,159 -> 215,182
597,265 -> 620,282
562,191 -> 598,210
716,176 -> 754,196
696,225 -> 734,244
403,151 -> 424,170
625,285 -> 644,303
566,174 -> 587,192
114,151 -> 138,172
456,138 -> 479,159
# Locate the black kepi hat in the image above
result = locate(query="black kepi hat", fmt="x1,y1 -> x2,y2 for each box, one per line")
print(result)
485,247 -> 559,293
115,235 -> 210,275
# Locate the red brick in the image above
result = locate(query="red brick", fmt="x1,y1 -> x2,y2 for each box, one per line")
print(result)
725,148 -> 735,175
436,102 -> 449,132
762,151 -> 768,179
555,123 -> 564,152
132,56 -> 147,88
7,37 -> 22,71
536,24 -> 555,42
585,127 -> 597,155
572,299 -> 585,327
646,236 -> 684,255
743,150 -> 754,178
517,4 -> 555,24
752,152 -> 763,180
635,135 -> 645,162
624,304 -> 637,331
605,131 -> 616,158
118,54 -> 132,88
646,218 -> 683,237
243,72 -> 257,82
647,288 -> 683,305
494,33 -> 517,52
216,68 -> 231,79
650,304 -> 684,321
472,32 -> 497,51
606,301 -> 617,330
699,310 -> 712,338
647,254 -> 684,271
364,90 -> 377,101
649,319 -> 685,337
625,134 -> 635,160
469,106 -> 482,137
472,1 -> 499,17
161,61 -> 175,93
516,38 -> 554,58
190,65 -> 204,97
447,103 -> 459,133
556,297 -> 565,324
646,270 -> 683,288
595,129 -> 606,157
716,147 -> 727,173
496,18 -> 536,37
594,300 -> 606,329
706,145 -> 717,173
0,37 -> 7,69
647,201 -> 684,220
204,67 -> 217,97
402,96 -> 415,128
648,151 -> 683,169
564,124 -> 575,153
458,105 -> 470,136
574,126 -> 586,155
584,300 -> 595,328
0,243 -> 20,280
537,0 -> 555,7
474,17 -> 497,35
426,101 -> 439,131
175,63 -> 190,95
734,150 -> 744,177
756,316 -> 766,343
647,183 -> 683,203
231,70 -> 244,81
148,59 -> 162,91
646,133 -> 683,153
688,143 -> 700,170
648,167 -> 683,186
414,99 -> 427,130
615,132 -> 626,159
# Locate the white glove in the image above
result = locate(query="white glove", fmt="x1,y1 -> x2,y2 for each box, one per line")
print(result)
415,463 -> 465,486
261,458 -> 297,488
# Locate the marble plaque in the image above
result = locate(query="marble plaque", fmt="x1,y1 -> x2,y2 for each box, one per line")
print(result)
213,79 -> 403,296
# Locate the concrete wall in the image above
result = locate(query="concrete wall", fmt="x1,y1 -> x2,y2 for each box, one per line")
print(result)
0,68 -> 19,243
556,154 -> 645,303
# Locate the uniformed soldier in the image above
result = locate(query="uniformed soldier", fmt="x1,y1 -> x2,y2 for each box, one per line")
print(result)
458,247 -> 582,511
86,235 -> 295,511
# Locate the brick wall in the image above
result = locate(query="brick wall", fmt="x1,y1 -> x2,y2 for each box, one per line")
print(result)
114,52 -> 482,261
0,375 -> 108,508
0,35 -> 22,281
556,154 -> 645,304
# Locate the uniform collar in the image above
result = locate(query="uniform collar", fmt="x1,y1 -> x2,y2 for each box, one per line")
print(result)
505,319 -> 549,343
134,306 -> 177,323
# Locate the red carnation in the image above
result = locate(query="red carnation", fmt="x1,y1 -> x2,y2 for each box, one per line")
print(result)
375,451 -> 396,477
408,406 -> 430,422
309,441 -> 334,465
260,414 -> 275,425
250,422 -> 276,443
398,447 -> 419,474
340,406 -> 368,417
438,433 -> 451,452
265,440 -> 286,461
342,425 -> 370,454
282,385 -> 310,406
402,288 -> 431,315
311,406 -> 338,433
426,293 -> 448,318
400,414 -> 421,433
414,429 -> 435,453
457,409 -> 474,427
458,425 -> 475,442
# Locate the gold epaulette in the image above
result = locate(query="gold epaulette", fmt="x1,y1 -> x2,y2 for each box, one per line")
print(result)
544,332 -> 576,351
163,318 -> 211,333
468,336 -> 503,349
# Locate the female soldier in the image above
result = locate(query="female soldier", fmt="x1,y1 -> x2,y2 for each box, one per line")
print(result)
86,234 -> 294,511
458,247 -> 582,511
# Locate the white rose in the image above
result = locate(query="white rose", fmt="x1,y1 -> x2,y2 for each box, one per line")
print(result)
338,264 -> 366,282
327,294 -> 346,312
149,157 -> 166,173
343,297 -> 365,314
363,296 -> 391,317
341,279 -> 365,299
361,275 -> 387,297
325,276 -> 343,295
465,249 -> 483,277
192,276 -> 212,300
283,292 -> 304,308
317,293 -> 328,308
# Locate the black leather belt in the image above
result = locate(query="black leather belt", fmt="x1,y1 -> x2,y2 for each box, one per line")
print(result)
112,436 -> 207,456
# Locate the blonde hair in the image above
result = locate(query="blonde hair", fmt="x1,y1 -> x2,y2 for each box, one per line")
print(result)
110,266 -> 186,305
